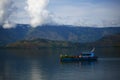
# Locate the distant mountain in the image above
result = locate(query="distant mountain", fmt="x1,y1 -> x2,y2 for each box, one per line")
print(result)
81,33 -> 120,47
0,24 -> 120,46
5,34 -> 120,48
0,24 -> 29,46
93,34 -> 120,47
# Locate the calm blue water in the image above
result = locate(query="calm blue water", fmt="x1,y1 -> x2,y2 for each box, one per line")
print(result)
0,48 -> 120,80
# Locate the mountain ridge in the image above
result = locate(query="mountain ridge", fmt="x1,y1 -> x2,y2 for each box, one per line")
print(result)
0,24 -> 120,46
5,33 -> 120,49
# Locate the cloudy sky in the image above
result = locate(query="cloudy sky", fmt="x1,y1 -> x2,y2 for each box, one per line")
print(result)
0,0 -> 120,28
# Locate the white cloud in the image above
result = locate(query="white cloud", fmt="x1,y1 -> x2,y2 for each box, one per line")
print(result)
0,0 -> 50,28
0,0 -> 120,28
26,0 -> 49,27
3,20 -> 16,29
0,0 -> 12,24
0,0 -> 28,28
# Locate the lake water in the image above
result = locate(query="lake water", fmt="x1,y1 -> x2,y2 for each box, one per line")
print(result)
0,48 -> 120,80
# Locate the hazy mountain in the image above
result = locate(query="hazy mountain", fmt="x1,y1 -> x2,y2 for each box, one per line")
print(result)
93,33 -> 120,47
79,33 -> 120,47
0,24 -> 120,46
0,24 -> 29,46
5,34 -> 120,49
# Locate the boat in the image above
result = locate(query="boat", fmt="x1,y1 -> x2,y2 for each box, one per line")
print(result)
60,48 -> 97,62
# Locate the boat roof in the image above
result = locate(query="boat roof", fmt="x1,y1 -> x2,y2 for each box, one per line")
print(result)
81,52 -> 93,54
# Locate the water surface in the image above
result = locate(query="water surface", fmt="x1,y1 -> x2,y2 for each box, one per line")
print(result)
0,48 -> 120,80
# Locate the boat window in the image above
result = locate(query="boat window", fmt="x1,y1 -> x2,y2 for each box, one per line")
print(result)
81,54 -> 91,56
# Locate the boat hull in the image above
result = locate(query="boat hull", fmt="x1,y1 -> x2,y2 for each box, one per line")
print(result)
60,56 -> 97,62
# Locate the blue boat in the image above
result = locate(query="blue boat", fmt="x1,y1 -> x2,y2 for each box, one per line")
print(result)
60,48 -> 97,62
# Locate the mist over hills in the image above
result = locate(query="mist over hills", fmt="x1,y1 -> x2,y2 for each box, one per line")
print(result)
0,24 -> 120,46
5,33 -> 120,49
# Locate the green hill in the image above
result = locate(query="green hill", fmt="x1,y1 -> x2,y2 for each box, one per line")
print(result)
5,34 -> 120,49
85,34 -> 120,47
6,39 -> 80,49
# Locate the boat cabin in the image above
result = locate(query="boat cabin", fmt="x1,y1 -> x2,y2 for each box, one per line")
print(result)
80,52 -> 94,57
